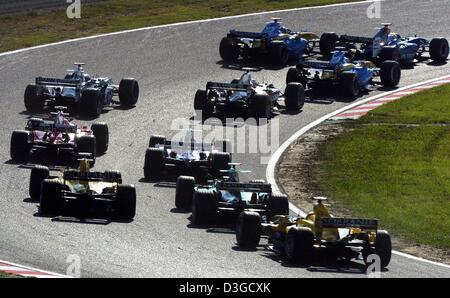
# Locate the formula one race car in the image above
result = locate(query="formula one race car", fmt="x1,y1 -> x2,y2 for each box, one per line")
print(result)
319,23 -> 449,65
220,18 -> 319,66
24,63 -> 139,117
10,107 -> 108,163
175,164 -> 289,225
143,130 -> 232,182
286,48 -> 401,97
236,197 -> 391,268
195,71 -> 305,120
29,158 -> 136,221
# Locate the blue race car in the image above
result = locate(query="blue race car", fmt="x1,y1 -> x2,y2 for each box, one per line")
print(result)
286,48 -> 401,97
319,24 -> 449,65
220,18 -> 320,67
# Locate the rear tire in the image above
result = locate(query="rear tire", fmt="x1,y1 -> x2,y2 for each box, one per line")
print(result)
81,89 -> 103,117
119,78 -> 139,107
378,47 -> 400,63
340,72 -> 360,98
115,184 -> 136,221
380,60 -> 401,87
175,176 -> 196,210
194,89 -> 213,118
219,37 -> 239,62
284,82 -> 305,111
285,227 -> 314,264
76,135 -> 96,162
236,211 -> 262,248
24,84 -> 44,112
40,179 -> 63,215
364,230 -> 392,268
29,165 -> 49,201
249,94 -> 271,120
320,33 -> 339,56
430,38 -> 449,62
148,135 -> 166,148
268,41 -> 289,67
10,130 -> 30,161
268,194 -> 289,218
90,122 -> 109,154
144,147 -> 165,180
191,189 -> 217,225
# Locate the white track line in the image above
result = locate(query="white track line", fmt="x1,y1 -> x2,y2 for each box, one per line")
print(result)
0,259 -> 69,278
0,0 -> 375,58
266,74 -> 450,270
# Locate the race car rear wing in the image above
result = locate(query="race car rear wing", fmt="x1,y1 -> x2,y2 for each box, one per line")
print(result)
206,82 -> 250,92
228,30 -> 268,40
36,77 -> 82,87
298,60 -> 333,69
63,170 -> 121,182
319,217 -> 378,230
339,35 -> 373,44
217,181 -> 272,193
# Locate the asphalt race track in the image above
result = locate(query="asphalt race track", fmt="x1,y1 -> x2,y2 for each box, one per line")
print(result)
0,0 -> 450,277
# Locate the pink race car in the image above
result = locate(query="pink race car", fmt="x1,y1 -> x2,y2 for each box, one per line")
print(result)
10,109 -> 108,164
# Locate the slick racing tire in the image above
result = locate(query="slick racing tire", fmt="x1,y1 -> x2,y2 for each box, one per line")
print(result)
29,165 -> 50,201
340,72 -> 360,98
268,194 -> 289,219
219,37 -> 240,62
144,147 -> 165,180
115,184 -> 137,221
148,135 -> 166,148
10,130 -> 30,161
24,84 -> 45,113
380,60 -> 401,87
285,82 -> 305,111
430,38 -> 449,62
285,227 -> 314,265
91,122 -> 109,154
363,230 -> 392,268
119,78 -> 139,107
378,47 -> 400,63
286,68 -> 302,84
319,33 -> 339,57
175,176 -> 196,210
194,89 -> 213,119
210,152 -> 231,176
268,41 -> 289,67
76,135 -> 96,163
249,94 -> 272,120
40,179 -> 63,215
191,189 -> 217,225
236,211 -> 262,249
81,89 -> 103,117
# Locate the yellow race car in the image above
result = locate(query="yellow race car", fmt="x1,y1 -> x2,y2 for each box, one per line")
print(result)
236,197 -> 391,267
29,158 -> 136,221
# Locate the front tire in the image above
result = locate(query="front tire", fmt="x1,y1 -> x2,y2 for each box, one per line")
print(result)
284,82 -> 305,111
380,60 -> 401,87
285,227 -> 314,264
430,38 -> 449,62
268,41 -> 289,67
268,194 -> 289,218
115,184 -> 137,221
191,189 -> 217,225
194,89 -> 213,119
119,78 -> 139,107
29,165 -> 50,201
236,211 -> 262,248
91,122 -> 109,154
144,147 -> 165,180
175,176 -> 196,210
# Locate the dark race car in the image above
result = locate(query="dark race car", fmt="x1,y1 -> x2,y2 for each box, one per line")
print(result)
175,164 -> 289,225
143,130 -> 232,183
24,63 -> 139,117
10,107 -> 108,164
220,18 -> 320,67
194,71 -> 305,121
319,23 -> 449,66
